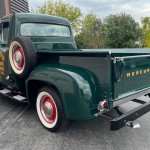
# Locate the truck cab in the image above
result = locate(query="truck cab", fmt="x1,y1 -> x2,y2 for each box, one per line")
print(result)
0,13 -> 77,89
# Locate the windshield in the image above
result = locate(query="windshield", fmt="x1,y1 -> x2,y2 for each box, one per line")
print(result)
20,23 -> 71,37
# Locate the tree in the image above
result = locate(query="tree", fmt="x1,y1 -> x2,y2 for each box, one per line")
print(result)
102,13 -> 142,48
36,0 -> 82,33
141,17 -> 150,47
75,13 -> 104,49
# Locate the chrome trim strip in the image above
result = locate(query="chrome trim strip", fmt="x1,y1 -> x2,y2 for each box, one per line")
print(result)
113,88 -> 150,107
115,54 -> 150,60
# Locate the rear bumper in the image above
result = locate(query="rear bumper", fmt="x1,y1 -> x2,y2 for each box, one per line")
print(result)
111,100 -> 150,131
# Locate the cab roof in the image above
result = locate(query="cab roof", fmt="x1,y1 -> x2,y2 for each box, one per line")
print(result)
1,13 -> 71,26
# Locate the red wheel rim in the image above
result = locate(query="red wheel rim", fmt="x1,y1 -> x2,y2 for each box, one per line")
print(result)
12,46 -> 25,70
40,96 -> 57,124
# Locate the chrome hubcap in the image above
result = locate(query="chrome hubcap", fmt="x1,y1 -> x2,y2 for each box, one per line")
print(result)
12,46 -> 25,70
40,95 -> 57,124
43,101 -> 53,118
14,51 -> 23,65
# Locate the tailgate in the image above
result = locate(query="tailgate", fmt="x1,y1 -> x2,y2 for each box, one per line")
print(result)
113,55 -> 150,100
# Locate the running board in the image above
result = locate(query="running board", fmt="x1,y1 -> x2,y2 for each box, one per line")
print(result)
0,89 -> 11,94
0,88 -> 27,102
13,95 -> 26,102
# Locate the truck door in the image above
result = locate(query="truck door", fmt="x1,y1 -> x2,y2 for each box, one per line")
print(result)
0,21 -> 10,85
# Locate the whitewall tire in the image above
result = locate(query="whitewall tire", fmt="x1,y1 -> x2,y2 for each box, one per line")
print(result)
9,41 -> 25,75
36,86 -> 68,132
36,91 -> 58,129
9,36 -> 37,78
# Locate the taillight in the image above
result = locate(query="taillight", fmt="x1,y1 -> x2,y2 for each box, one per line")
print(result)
98,100 -> 108,111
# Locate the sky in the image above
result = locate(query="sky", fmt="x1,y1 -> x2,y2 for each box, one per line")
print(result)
28,0 -> 150,22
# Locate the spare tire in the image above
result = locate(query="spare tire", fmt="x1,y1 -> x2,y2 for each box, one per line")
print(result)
9,36 -> 37,78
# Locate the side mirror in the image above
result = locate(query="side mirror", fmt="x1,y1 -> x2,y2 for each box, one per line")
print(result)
0,22 -> 9,47
0,27 -> 1,34
0,28 -> 2,47
0,29 -> 7,47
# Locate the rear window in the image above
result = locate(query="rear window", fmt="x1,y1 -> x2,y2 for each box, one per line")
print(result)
20,23 -> 71,37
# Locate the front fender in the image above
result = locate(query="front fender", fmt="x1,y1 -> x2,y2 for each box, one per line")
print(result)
26,64 -> 100,120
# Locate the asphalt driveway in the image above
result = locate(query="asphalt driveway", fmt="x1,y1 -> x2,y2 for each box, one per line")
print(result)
0,95 -> 150,150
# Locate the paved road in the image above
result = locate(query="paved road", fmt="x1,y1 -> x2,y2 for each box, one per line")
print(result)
0,95 -> 150,150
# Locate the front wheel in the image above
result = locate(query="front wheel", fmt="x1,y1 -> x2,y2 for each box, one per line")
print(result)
36,86 -> 68,132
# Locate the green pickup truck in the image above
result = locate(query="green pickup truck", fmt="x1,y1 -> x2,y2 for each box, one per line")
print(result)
1,13 -> 150,132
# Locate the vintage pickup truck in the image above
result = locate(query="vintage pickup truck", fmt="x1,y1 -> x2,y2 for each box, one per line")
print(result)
0,13 -> 150,132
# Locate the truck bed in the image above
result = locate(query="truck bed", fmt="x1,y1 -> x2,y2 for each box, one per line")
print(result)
39,48 -> 150,107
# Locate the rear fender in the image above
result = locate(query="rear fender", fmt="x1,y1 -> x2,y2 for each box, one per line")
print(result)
26,65 -> 99,120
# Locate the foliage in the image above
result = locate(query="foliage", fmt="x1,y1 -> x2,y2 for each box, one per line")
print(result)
141,17 -> 150,48
102,13 -> 142,48
36,0 -> 82,33
75,13 -> 104,49
36,2 -> 143,49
